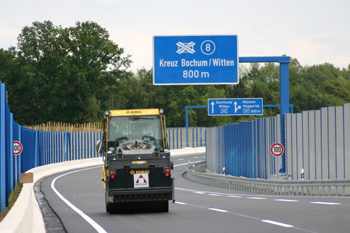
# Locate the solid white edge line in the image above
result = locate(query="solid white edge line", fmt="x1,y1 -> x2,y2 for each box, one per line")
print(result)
51,166 -> 107,233
208,208 -> 228,213
262,220 -> 294,228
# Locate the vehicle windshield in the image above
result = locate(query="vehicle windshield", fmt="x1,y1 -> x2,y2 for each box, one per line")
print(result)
108,115 -> 163,148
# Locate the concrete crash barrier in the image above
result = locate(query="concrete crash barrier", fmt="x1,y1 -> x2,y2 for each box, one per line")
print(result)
171,147 -> 205,156
0,147 -> 205,233
0,157 -> 104,233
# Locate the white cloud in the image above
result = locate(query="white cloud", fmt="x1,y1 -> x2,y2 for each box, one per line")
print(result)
284,34 -> 350,68
0,26 -> 22,49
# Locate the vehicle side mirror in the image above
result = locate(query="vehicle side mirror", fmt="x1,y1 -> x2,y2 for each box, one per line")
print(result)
96,139 -> 103,154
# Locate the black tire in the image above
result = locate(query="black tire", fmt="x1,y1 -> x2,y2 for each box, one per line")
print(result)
109,204 -> 117,214
156,201 -> 169,212
106,203 -> 110,213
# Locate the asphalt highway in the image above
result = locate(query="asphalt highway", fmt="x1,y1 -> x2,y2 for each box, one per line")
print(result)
39,153 -> 350,233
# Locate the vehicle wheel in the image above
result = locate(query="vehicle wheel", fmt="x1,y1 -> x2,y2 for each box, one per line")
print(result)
156,201 -> 169,212
106,203 -> 110,213
109,204 -> 117,214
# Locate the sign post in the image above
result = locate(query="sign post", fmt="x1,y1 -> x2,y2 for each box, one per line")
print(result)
13,141 -> 23,189
153,35 -> 238,85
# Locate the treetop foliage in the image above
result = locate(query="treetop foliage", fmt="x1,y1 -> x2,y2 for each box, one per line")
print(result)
1,21 -> 131,125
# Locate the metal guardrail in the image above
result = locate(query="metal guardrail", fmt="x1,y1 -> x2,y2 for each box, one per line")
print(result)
187,161 -> 350,197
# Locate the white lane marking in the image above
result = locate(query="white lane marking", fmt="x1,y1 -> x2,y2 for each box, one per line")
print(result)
175,187 -> 265,197
274,199 -> 299,202
176,187 -> 197,192
226,195 -> 242,198
194,191 -> 206,194
175,201 -> 187,205
51,167 -> 107,233
178,158 -> 184,161
208,194 -> 222,197
193,156 -> 199,159
247,197 -> 266,200
208,208 -> 228,213
310,202 -> 341,205
262,220 -> 293,228
174,160 -> 204,167
174,194 -> 312,232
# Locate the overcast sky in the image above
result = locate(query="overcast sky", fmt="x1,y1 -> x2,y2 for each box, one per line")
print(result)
1,0 -> 349,72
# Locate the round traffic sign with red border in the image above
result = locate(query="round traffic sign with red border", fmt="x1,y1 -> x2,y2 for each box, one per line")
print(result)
270,143 -> 284,157
13,141 -> 23,155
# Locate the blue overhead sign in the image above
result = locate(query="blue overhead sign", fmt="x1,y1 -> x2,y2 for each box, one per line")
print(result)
208,98 -> 263,116
153,35 -> 238,85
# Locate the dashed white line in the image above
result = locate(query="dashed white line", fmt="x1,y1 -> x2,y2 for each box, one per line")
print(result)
194,191 -> 206,194
175,201 -> 187,205
247,197 -> 266,200
208,194 -> 222,197
226,195 -> 242,198
174,160 -> 204,167
262,220 -> 294,228
274,199 -> 299,202
208,208 -> 228,213
310,202 -> 340,205
178,158 -> 184,161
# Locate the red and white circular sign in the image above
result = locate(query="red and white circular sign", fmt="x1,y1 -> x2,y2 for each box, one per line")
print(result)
13,141 -> 23,155
270,143 -> 284,157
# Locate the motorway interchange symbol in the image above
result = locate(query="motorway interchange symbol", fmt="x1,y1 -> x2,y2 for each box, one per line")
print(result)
176,40 -> 216,55
176,41 -> 196,54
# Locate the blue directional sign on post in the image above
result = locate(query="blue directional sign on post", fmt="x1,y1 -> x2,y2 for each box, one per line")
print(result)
153,35 -> 238,85
208,98 -> 263,116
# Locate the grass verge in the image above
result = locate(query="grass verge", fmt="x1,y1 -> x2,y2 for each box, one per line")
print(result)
0,183 -> 23,222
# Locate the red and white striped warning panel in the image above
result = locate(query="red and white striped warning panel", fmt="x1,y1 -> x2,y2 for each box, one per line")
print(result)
133,173 -> 149,188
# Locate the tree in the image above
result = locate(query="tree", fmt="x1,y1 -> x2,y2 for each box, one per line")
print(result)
4,21 -> 131,125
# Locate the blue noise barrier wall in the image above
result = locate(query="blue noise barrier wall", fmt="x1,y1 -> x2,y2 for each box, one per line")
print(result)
0,81 -> 103,212
206,104 -> 350,181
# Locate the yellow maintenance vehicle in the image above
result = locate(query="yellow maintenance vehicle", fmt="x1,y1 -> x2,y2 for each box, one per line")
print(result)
96,108 -> 174,213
